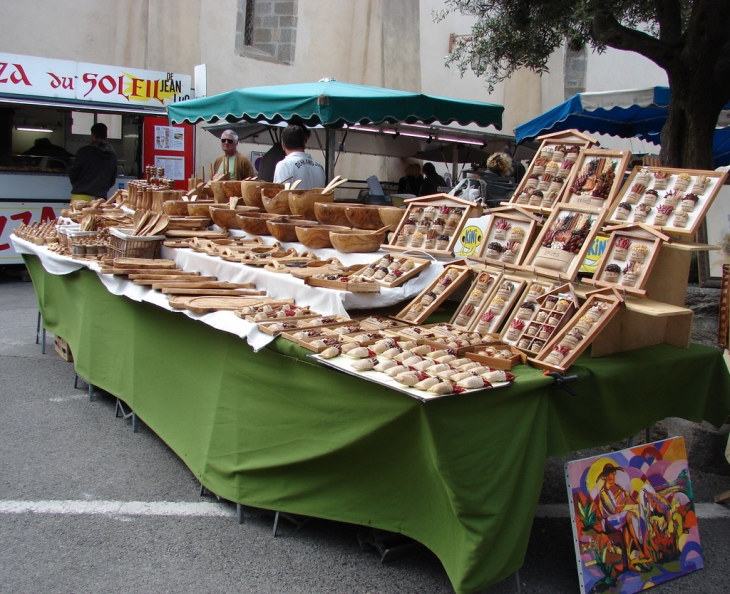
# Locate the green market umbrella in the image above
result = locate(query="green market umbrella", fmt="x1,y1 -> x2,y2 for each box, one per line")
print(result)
167,79 -> 504,178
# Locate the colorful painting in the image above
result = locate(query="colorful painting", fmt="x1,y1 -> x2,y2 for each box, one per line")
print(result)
566,437 -> 703,594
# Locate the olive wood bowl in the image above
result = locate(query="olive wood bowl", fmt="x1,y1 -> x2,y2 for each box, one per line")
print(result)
187,201 -> 217,217
211,180 -> 243,203
314,201 -> 359,227
289,189 -> 334,220
329,228 -> 389,253
295,224 -> 351,249
209,205 -> 260,230
262,188 -> 293,215
163,200 -> 192,216
345,205 -> 388,230
237,212 -> 288,236
266,217 -> 319,243
241,181 -> 284,210
378,206 -> 407,231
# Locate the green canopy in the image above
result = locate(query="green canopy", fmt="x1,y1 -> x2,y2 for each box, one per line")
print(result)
167,79 -> 504,129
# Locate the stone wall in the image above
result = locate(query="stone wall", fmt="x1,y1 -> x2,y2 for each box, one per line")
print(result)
236,0 -> 298,65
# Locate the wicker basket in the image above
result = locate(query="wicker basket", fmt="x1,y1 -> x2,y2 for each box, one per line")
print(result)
108,227 -> 164,259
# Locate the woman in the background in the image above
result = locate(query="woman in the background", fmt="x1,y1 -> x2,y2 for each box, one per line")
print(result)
398,163 -> 423,196
421,162 -> 446,195
484,152 -> 513,178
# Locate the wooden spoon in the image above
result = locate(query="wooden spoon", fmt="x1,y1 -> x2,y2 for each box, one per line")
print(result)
289,179 -> 302,191
149,214 -> 170,236
322,177 -> 348,194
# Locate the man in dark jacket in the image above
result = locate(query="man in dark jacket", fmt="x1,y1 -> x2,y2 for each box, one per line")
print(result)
68,123 -> 117,200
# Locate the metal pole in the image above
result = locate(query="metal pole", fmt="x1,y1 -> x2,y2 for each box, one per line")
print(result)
325,127 -> 336,182
452,145 -> 459,182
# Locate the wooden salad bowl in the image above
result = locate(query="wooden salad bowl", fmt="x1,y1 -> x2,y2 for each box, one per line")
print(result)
267,217 -> 319,243
378,206 -> 406,231
241,181 -> 284,210
211,180 -> 243,203
162,200 -> 192,216
237,212 -> 287,236
262,188 -> 293,215
289,189 -> 334,220
187,201 -> 216,217
295,224 -> 351,249
314,201 -> 358,227
209,205 -> 260,230
345,205 -> 389,230
329,228 -> 389,253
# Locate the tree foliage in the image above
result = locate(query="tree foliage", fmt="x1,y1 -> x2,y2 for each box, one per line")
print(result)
437,1 -> 730,168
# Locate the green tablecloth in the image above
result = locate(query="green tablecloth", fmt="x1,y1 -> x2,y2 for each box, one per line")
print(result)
25,256 -> 730,594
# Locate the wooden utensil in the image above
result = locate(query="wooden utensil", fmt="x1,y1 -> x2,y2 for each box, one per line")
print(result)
321,177 -> 348,194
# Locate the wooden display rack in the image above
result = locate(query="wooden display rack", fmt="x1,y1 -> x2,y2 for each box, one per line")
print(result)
393,264 -> 472,325
475,206 -> 542,265
509,130 -> 598,213
383,194 -> 482,257
560,149 -> 632,212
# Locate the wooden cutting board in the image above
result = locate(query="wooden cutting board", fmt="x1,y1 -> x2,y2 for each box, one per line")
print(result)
168,295 -> 289,314
103,268 -> 186,275
160,288 -> 268,296
132,276 -> 218,285
126,271 -> 204,278
113,258 -> 177,269
165,230 -> 228,238
150,281 -> 256,290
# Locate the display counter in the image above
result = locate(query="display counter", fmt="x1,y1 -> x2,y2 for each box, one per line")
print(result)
22,253 -> 730,594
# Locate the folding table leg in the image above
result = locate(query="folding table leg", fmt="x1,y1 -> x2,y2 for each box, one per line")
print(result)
114,398 -> 138,432
237,503 -> 245,525
35,311 -> 41,344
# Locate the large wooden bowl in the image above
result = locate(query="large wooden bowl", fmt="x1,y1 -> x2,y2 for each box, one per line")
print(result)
163,200 -> 192,216
289,189 -> 334,220
237,213 -> 285,236
378,206 -> 406,231
295,224 -> 351,249
345,205 -> 387,230
329,228 -> 389,253
241,181 -> 284,210
262,188 -> 293,215
267,218 -> 319,243
314,201 -> 358,227
187,201 -> 217,217
209,205 -> 260,230
211,180 -> 243,203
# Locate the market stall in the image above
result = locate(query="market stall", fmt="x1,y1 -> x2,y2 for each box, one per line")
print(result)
19,248 -> 730,594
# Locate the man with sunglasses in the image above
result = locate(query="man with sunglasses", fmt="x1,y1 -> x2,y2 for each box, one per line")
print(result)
212,130 -> 254,180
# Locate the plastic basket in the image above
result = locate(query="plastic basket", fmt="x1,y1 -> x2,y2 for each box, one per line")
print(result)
108,227 -> 164,259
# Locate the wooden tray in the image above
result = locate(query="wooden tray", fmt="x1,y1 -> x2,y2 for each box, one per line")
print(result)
393,264 -> 472,325
476,208 -> 540,266
280,331 -> 344,352
159,288 -> 267,296
101,268 -> 189,276
164,230 -> 228,239
560,149 -> 632,212
168,296 -> 282,314
132,275 -> 219,285
112,258 -> 177,269
351,254 -> 432,288
305,275 -> 380,293
465,344 -> 527,370
150,281 -> 256,290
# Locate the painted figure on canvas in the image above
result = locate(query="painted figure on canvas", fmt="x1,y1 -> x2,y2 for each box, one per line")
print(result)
566,437 -> 702,594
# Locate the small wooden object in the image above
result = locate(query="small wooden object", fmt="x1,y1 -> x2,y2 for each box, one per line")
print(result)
329,228 -> 389,253
560,148 -> 632,211
393,264 -> 472,325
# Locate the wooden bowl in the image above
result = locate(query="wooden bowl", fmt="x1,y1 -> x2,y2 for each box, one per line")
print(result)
314,201 -> 358,227
166,216 -> 212,230
237,213 -> 285,236
163,200 -> 192,216
241,181 -> 284,210
378,206 -> 406,231
209,205 -> 260,230
262,188 -> 292,215
267,218 -> 319,243
211,180 -> 243,203
345,205 -> 388,230
329,228 -> 388,253
289,189 -> 334,220
295,224 -> 351,249
187,201 -> 217,217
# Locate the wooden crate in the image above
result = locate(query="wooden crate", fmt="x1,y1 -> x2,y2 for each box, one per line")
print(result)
54,336 -> 73,362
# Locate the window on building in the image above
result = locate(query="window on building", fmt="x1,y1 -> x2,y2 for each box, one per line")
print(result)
236,0 -> 298,66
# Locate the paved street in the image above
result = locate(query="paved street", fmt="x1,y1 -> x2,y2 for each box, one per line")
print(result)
1,277 -> 728,593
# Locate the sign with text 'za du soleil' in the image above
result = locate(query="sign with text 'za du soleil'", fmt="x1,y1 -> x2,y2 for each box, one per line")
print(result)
0,52 -> 192,107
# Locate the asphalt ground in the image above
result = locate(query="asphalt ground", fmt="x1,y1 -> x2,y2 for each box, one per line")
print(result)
1,277 -> 729,593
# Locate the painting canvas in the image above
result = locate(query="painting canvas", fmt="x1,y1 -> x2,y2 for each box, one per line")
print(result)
565,437 -> 702,594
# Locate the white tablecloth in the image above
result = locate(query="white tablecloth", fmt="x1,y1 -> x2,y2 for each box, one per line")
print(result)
12,234 -> 444,351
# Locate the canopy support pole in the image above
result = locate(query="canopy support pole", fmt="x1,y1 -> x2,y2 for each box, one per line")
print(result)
325,127 -> 336,182
452,146 -> 459,182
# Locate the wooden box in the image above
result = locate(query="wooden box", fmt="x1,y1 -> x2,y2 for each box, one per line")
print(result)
465,344 -> 527,370
476,207 -> 541,266
530,291 -> 623,372
522,204 -> 605,282
510,284 -> 579,356
454,274 -> 526,334
560,149 -> 632,212
606,166 -> 728,236
383,195 -> 482,257
509,130 -> 598,212
54,336 -> 73,362
393,264 -> 472,325
351,254 -> 432,288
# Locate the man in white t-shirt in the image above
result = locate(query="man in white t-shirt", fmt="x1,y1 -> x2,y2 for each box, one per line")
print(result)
273,125 -> 326,190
